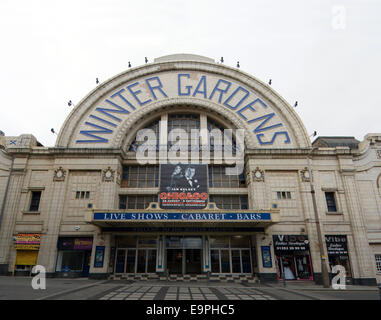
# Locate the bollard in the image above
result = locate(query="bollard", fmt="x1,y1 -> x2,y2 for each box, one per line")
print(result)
283,276 -> 286,287
379,284 -> 381,300
166,269 -> 169,283
207,271 -> 210,283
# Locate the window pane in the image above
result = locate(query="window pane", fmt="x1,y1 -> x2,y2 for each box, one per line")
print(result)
126,249 -> 136,273
61,251 -> 84,271
221,250 -> 230,273
241,250 -> 252,273
231,250 -> 241,273
136,250 -> 146,273
210,237 -> 229,248
146,249 -> 156,273
211,250 -> 220,273
119,195 -> 127,209
115,250 -> 126,273
325,192 -> 337,212
29,191 -> 41,211
230,236 -> 250,248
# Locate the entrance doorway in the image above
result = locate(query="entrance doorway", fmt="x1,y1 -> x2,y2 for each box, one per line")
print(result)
185,249 -> 201,274
167,249 -> 183,274
166,248 -> 202,275
115,248 -> 156,273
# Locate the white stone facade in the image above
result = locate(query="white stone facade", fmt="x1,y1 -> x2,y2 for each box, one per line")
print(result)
0,54 -> 380,285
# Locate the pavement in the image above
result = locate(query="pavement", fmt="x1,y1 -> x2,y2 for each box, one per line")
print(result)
0,276 -> 380,300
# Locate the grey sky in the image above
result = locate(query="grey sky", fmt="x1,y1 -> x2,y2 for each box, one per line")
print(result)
0,0 -> 380,147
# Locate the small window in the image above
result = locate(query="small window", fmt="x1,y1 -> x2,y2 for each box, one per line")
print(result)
325,192 -> 337,212
75,191 -> 90,200
276,191 -> 292,200
375,255 -> 381,273
29,191 -> 41,211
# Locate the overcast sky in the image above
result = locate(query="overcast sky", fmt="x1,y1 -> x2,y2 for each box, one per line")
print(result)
0,0 -> 380,147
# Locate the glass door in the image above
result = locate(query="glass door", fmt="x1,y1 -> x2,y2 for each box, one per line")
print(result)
126,249 -> 136,273
167,249 -> 183,274
115,249 -> 126,273
185,249 -> 201,274
211,249 -> 232,273
137,250 -> 146,273
147,249 -> 157,273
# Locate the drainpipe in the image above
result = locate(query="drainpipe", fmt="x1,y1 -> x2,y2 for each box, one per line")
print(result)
307,147 -> 330,288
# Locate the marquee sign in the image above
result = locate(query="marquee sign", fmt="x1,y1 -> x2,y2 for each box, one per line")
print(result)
73,70 -> 293,148
93,212 -> 272,221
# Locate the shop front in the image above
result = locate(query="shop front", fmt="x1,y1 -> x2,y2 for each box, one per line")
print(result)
325,235 -> 352,283
273,234 -> 314,281
55,237 -> 93,277
14,233 -> 41,276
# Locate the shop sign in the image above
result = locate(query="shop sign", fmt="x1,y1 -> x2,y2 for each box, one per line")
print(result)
94,212 -> 271,221
273,235 -> 309,252
15,233 -> 41,250
58,237 -> 93,250
160,164 -> 208,210
325,235 -> 348,255
74,238 -> 93,250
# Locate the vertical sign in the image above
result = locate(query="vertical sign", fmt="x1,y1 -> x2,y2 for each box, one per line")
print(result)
94,246 -> 105,268
261,246 -> 272,268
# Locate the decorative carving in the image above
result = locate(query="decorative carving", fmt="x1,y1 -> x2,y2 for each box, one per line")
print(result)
53,167 -> 66,181
252,167 -> 264,182
376,149 -> 381,159
116,170 -> 121,185
102,167 -> 115,182
300,167 -> 311,182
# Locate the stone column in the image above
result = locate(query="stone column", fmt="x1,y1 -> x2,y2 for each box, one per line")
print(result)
341,170 -> 377,285
37,168 -> 69,275
0,169 -> 25,274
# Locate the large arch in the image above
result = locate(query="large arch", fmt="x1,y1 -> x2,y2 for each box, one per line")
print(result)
56,54 -> 311,149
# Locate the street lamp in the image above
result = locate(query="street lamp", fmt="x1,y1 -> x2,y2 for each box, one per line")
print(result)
307,147 -> 330,288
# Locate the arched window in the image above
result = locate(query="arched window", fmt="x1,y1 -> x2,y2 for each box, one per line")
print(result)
167,114 -> 200,150
128,118 -> 160,151
127,113 -> 238,153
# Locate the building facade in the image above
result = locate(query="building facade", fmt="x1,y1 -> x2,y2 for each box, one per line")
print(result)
0,54 -> 380,285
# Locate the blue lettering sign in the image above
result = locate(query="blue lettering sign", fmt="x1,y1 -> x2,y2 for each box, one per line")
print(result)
145,76 -> 168,100
93,212 -> 271,221
178,73 -> 192,96
127,82 -> 152,106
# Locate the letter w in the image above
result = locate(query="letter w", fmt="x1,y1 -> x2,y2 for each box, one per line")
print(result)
76,122 -> 113,143
95,99 -> 130,122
